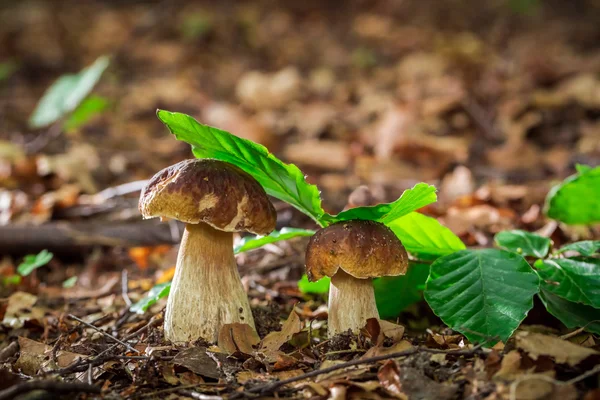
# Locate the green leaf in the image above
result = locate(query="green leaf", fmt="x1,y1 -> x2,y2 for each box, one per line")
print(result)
387,212 -> 465,258
557,241 -> 600,256
130,282 -> 171,314
64,95 -> 109,132
62,276 -> 78,288
17,250 -> 54,276
494,230 -> 551,258
534,257 -> 600,308
29,56 -> 110,129
157,110 -> 325,224
545,166 -> 600,224
424,249 -> 539,344
298,274 -> 330,294
538,289 -> 600,335
375,262 -> 430,319
234,228 -> 315,254
323,183 -> 437,225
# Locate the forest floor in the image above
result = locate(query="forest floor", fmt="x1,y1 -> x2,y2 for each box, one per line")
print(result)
0,0 -> 599,399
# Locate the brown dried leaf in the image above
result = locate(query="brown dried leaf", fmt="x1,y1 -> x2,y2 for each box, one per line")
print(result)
494,350 -> 522,380
516,331 -> 598,366
362,340 -> 413,359
379,320 -> 405,343
172,347 -> 220,379
218,323 -> 260,356
260,309 -> 302,361
15,337 -> 83,375
377,360 -> 407,399
2,292 -> 43,328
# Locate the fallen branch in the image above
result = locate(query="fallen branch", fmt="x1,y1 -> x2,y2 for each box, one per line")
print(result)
231,345 -> 487,399
0,220 -> 183,253
0,380 -> 100,400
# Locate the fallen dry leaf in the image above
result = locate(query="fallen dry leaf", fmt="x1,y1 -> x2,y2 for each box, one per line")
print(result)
172,347 -> 220,379
2,291 -> 43,328
516,331 -> 598,366
494,350 -> 522,380
379,320 -> 405,343
377,360 -> 407,399
218,323 -> 260,356
15,337 -> 83,375
260,309 -> 303,361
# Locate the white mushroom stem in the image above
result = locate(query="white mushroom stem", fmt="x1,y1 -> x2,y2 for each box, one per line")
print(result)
327,269 -> 379,337
164,223 -> 255,343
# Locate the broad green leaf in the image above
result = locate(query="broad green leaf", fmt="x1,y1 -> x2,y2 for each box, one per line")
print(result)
17,250 -> 54,276
494,230 -> 551,258
234,228 -> 315,254
322,183 -> 437,225
130,282 -> 171,314
131,227 -> 313,314
387,212 -> 465,258
298,274 -> 330,294
29,56 -> 110,129
157,110 -> 325,224
557,241 -> 600,256
534,257 -> 600,308
545,166 -> 600,224
64,95 -> 109,132
538,289 -> 600,335
424,249 -> 539,344
375,262 -> 430,319
62,276 -> 78,288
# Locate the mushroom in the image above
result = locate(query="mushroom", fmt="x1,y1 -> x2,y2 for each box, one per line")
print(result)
139,159 -> 276,343
305,220 -> 408,337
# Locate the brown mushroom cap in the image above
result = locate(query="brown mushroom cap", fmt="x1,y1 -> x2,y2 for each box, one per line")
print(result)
139,159 -> 276,235
305,220 -> 408,281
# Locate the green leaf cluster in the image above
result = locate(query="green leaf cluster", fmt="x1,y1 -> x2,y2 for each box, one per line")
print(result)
425,230 -> 600,344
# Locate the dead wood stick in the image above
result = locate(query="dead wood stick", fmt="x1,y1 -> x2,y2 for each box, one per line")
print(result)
0,380 -> 101,400
0,220 -> 184,253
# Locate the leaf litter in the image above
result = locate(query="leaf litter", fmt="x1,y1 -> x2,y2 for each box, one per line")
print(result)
0,0 -> 599,399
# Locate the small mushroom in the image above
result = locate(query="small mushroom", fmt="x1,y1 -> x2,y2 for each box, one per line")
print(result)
139,159 -> 276,343
305,220 -> 408,337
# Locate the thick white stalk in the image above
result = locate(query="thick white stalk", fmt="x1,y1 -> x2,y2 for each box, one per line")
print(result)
327,269 -> 379,337
164,223 -> 255,343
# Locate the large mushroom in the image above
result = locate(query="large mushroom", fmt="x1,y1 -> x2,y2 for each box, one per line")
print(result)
305,220 -> 408,337
139,159 -> 276,343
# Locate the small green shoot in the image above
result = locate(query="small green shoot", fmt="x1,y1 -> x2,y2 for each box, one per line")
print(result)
17,250 -> 54,276
29,55 -> 110,129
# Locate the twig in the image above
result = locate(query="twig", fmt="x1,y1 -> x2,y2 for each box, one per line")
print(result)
566,363 -> 600,385
94,180 -> 148,201
122,270 -> 132,307
0,380 -> 100,400
69,314 -> 140,354
230,345 -> 486,399
42,315 -> 162,377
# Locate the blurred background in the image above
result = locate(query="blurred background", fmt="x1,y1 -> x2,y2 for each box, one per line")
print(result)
0,0 -> 599,291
